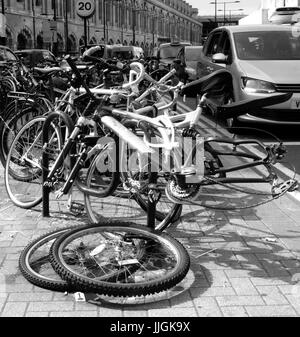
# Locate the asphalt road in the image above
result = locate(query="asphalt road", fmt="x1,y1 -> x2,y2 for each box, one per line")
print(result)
181,96 -> 300,179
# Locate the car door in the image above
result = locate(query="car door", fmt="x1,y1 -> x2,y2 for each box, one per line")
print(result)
197,30 -> 223,77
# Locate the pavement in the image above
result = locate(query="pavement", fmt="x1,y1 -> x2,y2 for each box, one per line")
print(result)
1,102 -> 300,318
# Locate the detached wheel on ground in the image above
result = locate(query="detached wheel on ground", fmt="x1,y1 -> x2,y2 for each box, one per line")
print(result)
49,221 -> 190,297
19,227 -> 77,292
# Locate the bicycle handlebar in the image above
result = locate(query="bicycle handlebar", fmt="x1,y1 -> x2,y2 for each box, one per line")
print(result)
121,62 -> 145,89
65,55 -> 95,100
82,54 -> 122,71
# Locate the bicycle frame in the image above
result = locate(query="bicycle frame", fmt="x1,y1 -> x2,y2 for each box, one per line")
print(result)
99,93 -> 280,187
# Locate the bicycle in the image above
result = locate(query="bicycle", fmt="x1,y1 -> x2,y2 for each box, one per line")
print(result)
16,60 -> 296,298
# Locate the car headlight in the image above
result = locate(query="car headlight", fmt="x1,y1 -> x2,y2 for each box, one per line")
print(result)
242,77 -> 276,94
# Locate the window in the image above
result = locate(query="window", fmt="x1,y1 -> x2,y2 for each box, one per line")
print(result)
218,32 -> 232,63
205,32 -> 222,56
234,30 -> 300,60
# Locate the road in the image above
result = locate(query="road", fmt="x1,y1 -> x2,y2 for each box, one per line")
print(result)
179,96 -> 300,182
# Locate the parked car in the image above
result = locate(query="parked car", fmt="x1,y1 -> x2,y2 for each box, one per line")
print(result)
154,41 -> 192,69
269,6 -> 300,24
15,49 -> 58,68
0,45 -> 19,63
176,45 -> 203,81
110,46 -> 144,61
196,24 -> 300,129
82,44 -> 144,61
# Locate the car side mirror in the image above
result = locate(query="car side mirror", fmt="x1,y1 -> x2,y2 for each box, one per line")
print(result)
212,53 -> 228,64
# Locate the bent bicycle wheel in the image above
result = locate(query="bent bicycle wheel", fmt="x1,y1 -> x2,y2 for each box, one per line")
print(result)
19,227 -> 76,292
50,222 -> 190,297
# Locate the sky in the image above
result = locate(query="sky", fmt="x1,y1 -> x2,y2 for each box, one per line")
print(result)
187,0 -> 262,16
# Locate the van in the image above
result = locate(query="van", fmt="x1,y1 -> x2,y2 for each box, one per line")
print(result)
269,7 -> 300,25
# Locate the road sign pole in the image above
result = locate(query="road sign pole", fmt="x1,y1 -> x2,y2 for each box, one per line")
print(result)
75,0 -> 95,53
84,17 -> 88,51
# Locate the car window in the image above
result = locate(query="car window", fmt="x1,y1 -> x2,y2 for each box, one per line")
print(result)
234,30 -> 300,60
177,48 -> 185,63
159,45 -> 185,59
218,32 -> 232,63
0,48 -> 17,61
42,51 -> 56,63
205,32 -> 223,57
185,48 -> 201,61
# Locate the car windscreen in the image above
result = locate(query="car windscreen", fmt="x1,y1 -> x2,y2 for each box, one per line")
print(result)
159,45 -> 184,59
111,50 -> 133,60
42,51 -> 56,63
185,48 -> 201,61
233,30 -> 300,60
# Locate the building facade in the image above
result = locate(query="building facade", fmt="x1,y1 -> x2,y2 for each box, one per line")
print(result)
1,0 -> 203,56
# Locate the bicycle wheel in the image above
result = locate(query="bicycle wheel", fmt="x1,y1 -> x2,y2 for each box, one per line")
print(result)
84,142 -> 181,229
50,222 -> 190,297
5,116 -> 62,209
0,102 -> 47,167
0,77 -> 16,112
19,227 -> 76,292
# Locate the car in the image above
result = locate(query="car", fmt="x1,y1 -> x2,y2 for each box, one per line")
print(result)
0,45 -> 19,63
82,44 -> 144,61
176,45 -> 203,81
15,49 -> 58,68
110,46 -> 144,61
155,41 -> 192,69
269,6 -> 300,24
196,24 -> 300,129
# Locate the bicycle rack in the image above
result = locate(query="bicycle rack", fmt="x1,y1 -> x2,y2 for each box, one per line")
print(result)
42,111 -> 159,226
42,111 -> 75,217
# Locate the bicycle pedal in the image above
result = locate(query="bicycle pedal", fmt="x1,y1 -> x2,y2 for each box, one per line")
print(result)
68,202 -> 85,216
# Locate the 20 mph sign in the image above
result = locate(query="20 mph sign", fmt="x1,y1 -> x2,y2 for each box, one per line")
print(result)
76,0 -> 95,18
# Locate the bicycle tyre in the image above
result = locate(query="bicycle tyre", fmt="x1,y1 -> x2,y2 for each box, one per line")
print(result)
84,149 -> 182,228
50,221 -> 190,297
19,227 -> 76,292
0,103 -> 46,167
5,116 -> 62,209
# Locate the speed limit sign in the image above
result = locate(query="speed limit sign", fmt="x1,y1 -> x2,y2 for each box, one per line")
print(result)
76,0 -> 96,18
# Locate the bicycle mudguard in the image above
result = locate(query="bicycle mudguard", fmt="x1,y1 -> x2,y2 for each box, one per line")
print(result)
101,115 -> 155,154
217,92 -> 293,119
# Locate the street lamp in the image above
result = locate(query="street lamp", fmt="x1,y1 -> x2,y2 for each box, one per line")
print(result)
0,0 -> 6,45
218,8 -> 243,25
31,0 -> 36,48
210,1 -> 240,26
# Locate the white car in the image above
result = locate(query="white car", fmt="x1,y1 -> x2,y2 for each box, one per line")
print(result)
196,24 -> 300,128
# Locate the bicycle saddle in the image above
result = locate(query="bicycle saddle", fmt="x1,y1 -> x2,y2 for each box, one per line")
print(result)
217,92 -> 293,119
180,69 -> 233,97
